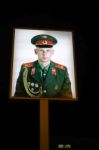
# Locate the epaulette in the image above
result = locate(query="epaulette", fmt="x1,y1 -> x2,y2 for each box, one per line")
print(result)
22,62 -> 34,68
55,63 -> 66,70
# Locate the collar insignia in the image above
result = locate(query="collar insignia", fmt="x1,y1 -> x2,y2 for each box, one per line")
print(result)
31,68 -> 35,75
52,68 -> 56,76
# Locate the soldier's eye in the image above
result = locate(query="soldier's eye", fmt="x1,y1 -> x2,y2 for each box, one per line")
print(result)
46,49 -> 50,52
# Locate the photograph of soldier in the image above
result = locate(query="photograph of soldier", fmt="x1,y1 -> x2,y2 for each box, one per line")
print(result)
14,34 -> 72,98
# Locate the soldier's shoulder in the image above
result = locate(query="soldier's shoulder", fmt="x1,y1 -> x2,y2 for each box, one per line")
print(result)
22,61 -> 34,68
54,62 -> 67,71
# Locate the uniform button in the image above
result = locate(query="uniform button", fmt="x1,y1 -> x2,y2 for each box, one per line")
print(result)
35,83 -> 39,88
43,90 -> 46,93
31,83 -> 34,86
31,88 -> 34,92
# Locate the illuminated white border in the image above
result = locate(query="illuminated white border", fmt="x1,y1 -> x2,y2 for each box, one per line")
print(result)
11,29 -> 76,98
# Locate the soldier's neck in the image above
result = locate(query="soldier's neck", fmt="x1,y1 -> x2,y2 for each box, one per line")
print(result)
38,60 -> 51,67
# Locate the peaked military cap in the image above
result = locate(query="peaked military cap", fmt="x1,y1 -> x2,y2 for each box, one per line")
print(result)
31,34 -> 57,48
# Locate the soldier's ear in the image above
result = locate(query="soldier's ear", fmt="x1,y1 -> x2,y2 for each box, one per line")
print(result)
34,48 -> 38,54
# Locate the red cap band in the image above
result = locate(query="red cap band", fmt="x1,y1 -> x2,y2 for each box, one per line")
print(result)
36,40 -> 53,46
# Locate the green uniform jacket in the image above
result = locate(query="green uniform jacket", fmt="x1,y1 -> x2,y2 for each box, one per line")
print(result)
14,60 -> 72,98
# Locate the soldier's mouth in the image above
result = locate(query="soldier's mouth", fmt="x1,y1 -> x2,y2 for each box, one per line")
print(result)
42,57 -> 47,59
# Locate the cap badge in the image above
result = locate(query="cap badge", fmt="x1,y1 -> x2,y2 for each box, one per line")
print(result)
42,40 -> 47,45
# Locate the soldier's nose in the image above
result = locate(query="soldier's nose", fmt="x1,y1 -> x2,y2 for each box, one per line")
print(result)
42,50 -> 47,53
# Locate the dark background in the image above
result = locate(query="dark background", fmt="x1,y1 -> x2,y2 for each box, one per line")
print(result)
0,2 -> 99,150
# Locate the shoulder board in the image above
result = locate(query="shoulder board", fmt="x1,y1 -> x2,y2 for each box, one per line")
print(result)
55,63 -> 66,70
22,62 -> 34,68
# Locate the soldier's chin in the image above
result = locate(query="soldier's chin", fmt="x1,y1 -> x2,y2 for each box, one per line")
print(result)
41,58 -> 49,62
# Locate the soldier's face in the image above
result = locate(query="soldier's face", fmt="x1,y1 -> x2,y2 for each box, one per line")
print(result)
35,48 -> 54,63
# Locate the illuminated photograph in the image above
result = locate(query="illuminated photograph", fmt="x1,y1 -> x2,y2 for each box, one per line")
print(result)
10,28 -> 77,100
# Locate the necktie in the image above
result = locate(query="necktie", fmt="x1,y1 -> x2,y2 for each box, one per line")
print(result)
42,68 -> 47,81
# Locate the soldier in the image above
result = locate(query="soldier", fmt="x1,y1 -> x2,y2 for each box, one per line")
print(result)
14,34 -> 72,98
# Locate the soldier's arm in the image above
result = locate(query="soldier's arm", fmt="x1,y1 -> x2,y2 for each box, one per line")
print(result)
14,66 -> 27,97
60,68 -> 72,98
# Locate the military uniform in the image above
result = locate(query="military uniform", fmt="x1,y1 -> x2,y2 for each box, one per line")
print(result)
14,34 -> 72,98
14,60 -> 72,98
